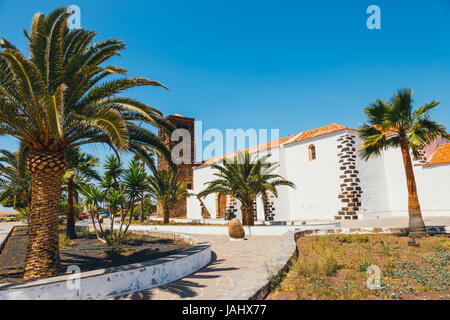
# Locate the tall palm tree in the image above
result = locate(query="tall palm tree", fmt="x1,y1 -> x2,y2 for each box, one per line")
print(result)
360,89 -> 449,236
64,147 -> 100,239
0,8 -> 172,279
198,152 -> 295,226
148,170 -> 188,224
0,147 -> 31,215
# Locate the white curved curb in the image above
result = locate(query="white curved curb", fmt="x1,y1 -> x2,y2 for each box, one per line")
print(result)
0,231 -> 211,300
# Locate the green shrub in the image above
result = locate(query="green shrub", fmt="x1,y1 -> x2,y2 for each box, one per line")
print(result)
357,258 -> 371,272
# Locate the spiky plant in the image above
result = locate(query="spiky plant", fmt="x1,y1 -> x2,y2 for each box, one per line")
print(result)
0,8 -> 172,279
198,152 -> 295,226
360,88 -> 449,236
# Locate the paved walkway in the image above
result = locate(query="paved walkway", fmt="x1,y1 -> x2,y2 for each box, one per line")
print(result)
117,234 -> 287,300
0,222 -> 22,252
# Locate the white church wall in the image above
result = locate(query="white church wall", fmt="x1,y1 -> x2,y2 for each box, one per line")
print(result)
355,136 -> 392,219
415,164 -> 450,216
189,130 -> 450,222
282,132 -> 341,221
367,145 -> 450,217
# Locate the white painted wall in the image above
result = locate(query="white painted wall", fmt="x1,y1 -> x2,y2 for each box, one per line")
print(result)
415,164 -> 450,216
282,132 -> 341,220
355,137 -> 450,218
190,129 -> 450,221
355,136 -> 392,218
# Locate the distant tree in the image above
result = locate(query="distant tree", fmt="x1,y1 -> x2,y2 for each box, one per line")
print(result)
147,169 -> 187,224
64,147 -> 100,239
360,88 -> 449,236
198,152 -> 295,226
0,146 -> 30,216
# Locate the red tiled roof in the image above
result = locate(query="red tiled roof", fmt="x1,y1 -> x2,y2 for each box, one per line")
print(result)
284,123 -> 354,146
427,143 -> 450,166
198,123 -> 354,167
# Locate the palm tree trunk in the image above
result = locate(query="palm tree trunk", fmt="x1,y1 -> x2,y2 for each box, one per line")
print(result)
66,177 -> 77,239
139,193 -> 144,223
400,141 -> 426,236
163,208 -> 170,224
24,151 -> 66,280
139,160 -> 145,223
241,203 -> 255,226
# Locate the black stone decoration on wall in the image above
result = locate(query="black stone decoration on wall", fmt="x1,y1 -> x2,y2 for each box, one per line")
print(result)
336,134 -> 362,220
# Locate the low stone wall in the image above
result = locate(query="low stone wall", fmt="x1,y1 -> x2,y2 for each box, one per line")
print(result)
0,231 -> 211,300
294,225 -> 450,241
126,221 -> 339,236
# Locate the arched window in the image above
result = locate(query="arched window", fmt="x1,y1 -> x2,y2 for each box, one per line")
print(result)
308,144 -> 317,161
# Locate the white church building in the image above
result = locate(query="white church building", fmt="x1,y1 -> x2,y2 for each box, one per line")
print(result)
185,122 -> 450,222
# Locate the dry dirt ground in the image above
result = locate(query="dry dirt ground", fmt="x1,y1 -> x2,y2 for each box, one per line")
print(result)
267,232 -> 450,300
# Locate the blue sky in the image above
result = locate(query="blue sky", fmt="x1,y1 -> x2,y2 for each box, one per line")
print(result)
0,1 -> 449,210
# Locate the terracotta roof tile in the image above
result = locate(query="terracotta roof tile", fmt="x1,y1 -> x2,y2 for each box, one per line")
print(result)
284,123 -> 354,146
427,143 -> 450,166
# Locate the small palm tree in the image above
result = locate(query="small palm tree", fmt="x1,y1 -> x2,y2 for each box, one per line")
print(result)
0,8 -> 172,278
198,152 -> 295,226
360,89 -> 449,236
148,170 -> 188,224
64,147 -> 100,239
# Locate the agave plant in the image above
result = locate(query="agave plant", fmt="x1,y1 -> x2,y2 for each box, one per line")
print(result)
0,8 -> 172,279
360,89 -> 449,236
198,152 -> 295,226
80,184 -> 106,241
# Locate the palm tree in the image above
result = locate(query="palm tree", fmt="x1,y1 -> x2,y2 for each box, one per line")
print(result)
0,8 -> 173,279
0,147 -> 31,215
198,152 -> 295,226
64,147 -> 100,239
360,89 -> 449,236
148,170 -> 188,224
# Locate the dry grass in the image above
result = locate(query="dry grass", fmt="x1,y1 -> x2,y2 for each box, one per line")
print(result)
267,233 -> 450,300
